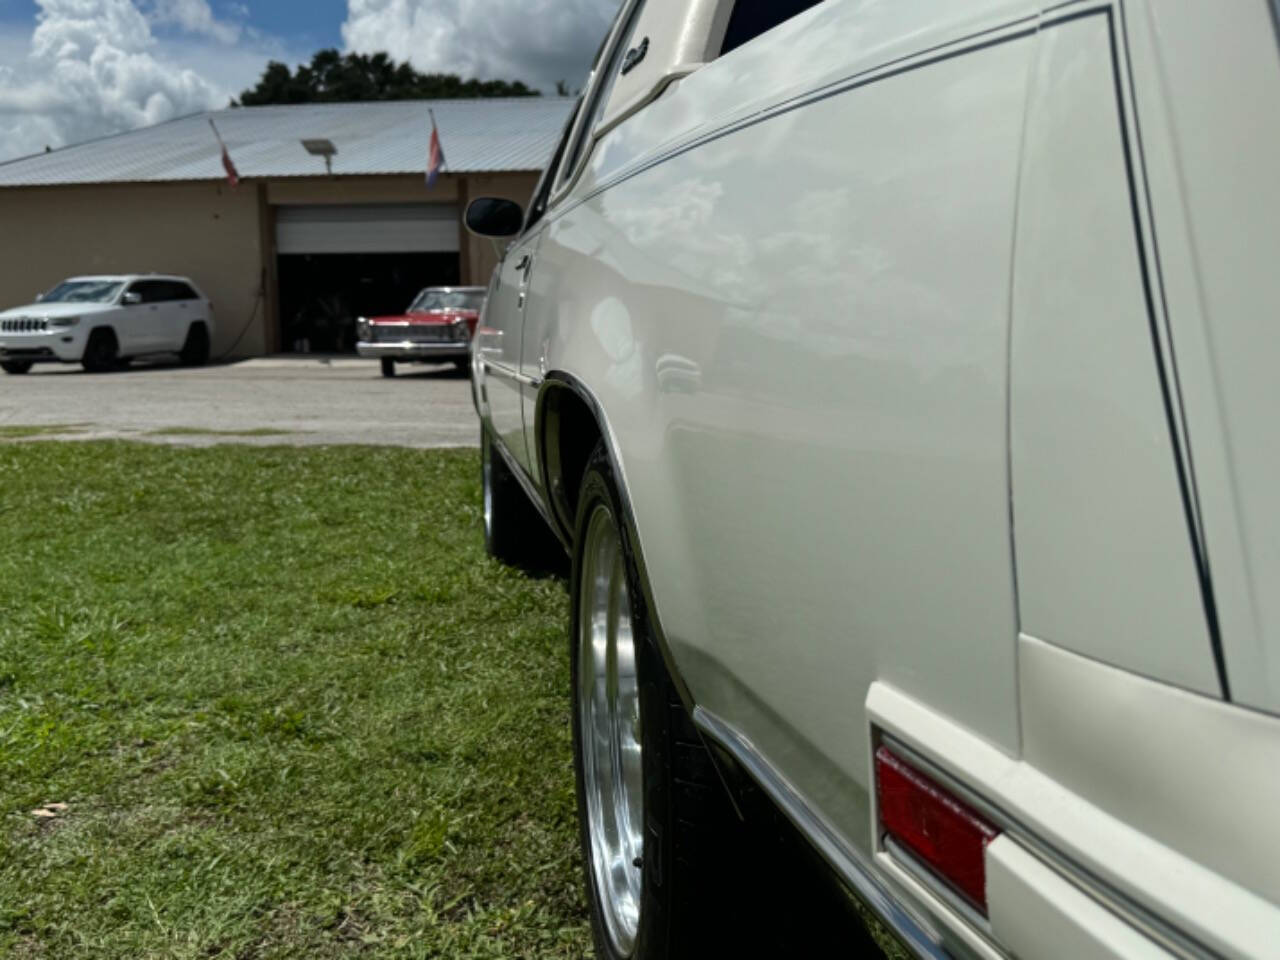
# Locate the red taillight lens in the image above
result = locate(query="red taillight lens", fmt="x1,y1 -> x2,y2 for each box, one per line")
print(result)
875,745 -> 999,912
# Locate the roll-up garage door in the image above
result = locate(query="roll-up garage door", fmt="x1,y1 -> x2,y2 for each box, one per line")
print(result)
275,204 -> 459,255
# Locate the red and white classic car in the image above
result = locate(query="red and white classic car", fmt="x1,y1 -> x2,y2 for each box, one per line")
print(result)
355,285 -> 485,377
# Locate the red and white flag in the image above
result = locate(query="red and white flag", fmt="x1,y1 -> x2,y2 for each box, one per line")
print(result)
426,109 -> 445,188
209,118 -> 240,188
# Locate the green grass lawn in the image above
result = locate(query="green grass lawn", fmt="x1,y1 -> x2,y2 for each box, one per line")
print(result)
0,442 -> 589,958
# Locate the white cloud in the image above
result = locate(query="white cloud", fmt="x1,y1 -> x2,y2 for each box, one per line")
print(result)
341,0 -> 623,94
147,0 -> 244,44
0,0 -> 290,162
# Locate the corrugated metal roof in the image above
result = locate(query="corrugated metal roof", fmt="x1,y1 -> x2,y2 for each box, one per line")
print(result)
0,98 -> 575,188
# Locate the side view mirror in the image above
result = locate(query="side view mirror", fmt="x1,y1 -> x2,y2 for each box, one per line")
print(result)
122,292 -> 142,305
465,197 -> 524,239
33,292 -> 44,302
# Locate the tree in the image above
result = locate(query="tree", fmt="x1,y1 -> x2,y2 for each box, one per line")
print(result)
236,50 -> 539,106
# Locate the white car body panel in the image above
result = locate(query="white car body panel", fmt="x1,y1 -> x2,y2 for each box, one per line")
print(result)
479,236 -> 540,470
1010,11 -> 1220,694
531,0 -> 1034,854
474,0 -> 1280,954
0,301 -> 105,362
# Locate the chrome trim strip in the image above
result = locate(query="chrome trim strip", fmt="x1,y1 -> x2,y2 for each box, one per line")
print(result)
880,735 -> 1217,960
356,341 -> 469,358
693,707 -> 950,960
881,837 -> 995,940
479,358 -> 542,388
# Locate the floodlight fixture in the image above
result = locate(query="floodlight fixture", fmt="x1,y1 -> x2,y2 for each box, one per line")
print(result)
301,138 -> 338,175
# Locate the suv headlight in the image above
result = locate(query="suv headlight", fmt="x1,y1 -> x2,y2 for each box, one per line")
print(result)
48,317 -> 79,328
356,317 -> 370,341
453,319 -> 471,340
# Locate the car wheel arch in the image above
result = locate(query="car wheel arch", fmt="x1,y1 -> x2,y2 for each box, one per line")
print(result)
536,371 -> 696,715
536,376 -> 604,542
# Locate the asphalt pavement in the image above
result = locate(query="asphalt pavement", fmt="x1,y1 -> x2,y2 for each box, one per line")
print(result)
0,356 -> 480,448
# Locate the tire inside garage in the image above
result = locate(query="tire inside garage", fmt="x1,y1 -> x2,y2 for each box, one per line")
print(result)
275,203 -> 460,354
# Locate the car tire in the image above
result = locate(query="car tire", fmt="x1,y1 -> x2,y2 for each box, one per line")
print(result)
81,329 -> 119,373
1,361 -> 32,375
179,323 -> 210,366
453,358 -> 470,377
481,426 -> 560,571
570,443 -> 736,960
380,358 -> 396,378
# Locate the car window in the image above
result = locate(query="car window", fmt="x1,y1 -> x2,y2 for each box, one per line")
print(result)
41,280 -> 124,304
410,289 -> 486,312
127,281 -> 168,304
560,0 -> 647,190
720,0 -> 823,55
525,100 -> 581,233
168,282 -> 199,301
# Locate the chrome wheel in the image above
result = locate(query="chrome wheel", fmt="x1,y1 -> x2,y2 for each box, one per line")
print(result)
579,503 -> 644,956
482,439 -> 494,542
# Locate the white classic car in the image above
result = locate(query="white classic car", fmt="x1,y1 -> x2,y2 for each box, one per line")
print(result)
0,275 -> 213,374
468,1 -> 1280,958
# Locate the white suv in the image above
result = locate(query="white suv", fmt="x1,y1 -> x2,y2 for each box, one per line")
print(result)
0,275 -> 214,374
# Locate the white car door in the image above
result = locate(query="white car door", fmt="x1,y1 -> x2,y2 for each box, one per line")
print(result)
478,104 -> 579,475
165,280 -> 204,351
478,237 -> 539,471
118,280 -> 166,353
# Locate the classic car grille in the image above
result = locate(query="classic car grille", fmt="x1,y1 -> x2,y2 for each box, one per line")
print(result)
374,323 -> 463,343
0,317 -> 48,333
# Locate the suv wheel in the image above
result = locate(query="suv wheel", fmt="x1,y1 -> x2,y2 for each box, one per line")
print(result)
179,323 -> 210,366
481,427 -> 560,570
1,361 -> 32,375
571,443 -> 735,960
380,358 -> 396,378
81,329 -> 119,373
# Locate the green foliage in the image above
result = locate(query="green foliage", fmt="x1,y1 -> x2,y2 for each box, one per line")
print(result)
236,50 -> 541,106
0,442 -> 588,958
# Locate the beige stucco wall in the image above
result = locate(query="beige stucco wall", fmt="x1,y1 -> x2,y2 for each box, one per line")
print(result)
0,170 -> 542,359
0,180 -> 268,358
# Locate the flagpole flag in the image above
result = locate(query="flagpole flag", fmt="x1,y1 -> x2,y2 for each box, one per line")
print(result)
426,109 -> 445,188
209,118 -> 240,188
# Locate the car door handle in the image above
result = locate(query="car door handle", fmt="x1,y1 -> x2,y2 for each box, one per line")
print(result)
515,254 -> 531,273
621,37 -> 649,76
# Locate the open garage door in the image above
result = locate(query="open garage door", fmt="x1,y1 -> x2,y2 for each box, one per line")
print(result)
275,204 -> 461,353
276,204 -> 459,255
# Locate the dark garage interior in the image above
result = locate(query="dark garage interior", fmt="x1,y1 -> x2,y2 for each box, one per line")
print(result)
277,252 -> 461,353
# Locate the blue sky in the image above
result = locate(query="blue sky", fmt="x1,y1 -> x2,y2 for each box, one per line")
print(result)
226,0 -> 347,51
0,0 -> 347,52
0,0 -> 616,161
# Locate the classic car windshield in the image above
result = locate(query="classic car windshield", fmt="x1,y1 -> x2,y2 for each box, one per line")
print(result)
408,289 -> 485,312
40,280 -> 125,304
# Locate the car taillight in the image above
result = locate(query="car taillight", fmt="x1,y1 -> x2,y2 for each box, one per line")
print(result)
875,745 -> 999,912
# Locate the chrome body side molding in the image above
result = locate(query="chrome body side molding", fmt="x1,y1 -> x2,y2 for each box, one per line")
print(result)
692,706 -> 950,960
478,357 -> 542,389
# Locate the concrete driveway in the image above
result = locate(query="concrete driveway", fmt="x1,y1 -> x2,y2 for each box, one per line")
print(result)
0,356 -> 480,447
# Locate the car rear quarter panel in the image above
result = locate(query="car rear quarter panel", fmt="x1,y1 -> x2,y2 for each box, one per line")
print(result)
529,0 -> 1037,856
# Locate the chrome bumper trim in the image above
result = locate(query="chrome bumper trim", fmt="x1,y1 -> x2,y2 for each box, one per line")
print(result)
357,340 -> 470,359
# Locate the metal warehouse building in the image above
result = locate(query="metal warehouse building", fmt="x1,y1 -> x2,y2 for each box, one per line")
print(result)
0,98 -> 574,357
